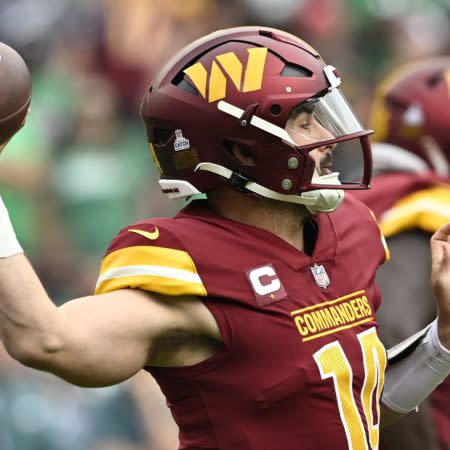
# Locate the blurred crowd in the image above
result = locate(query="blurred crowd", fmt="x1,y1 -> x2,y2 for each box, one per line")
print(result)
0,0 -> 448,449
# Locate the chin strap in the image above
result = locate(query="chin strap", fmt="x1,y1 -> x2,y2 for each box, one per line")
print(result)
382,319 -> 450,414
304,169 -> 345,214
195,162 -> 344,214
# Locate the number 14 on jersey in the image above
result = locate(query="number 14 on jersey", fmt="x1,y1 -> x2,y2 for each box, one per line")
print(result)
314,328 -> 387,450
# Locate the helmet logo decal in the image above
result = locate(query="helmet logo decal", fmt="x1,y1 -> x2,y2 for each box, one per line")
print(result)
174,129 -> 191,151
184,47 -> 268,103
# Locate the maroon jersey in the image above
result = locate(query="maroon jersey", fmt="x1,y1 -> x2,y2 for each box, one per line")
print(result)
353,171 -> 450,450
96,196 -> 389,450
352,172 -> 450,237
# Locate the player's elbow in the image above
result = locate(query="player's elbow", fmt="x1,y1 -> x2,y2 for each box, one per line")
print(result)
4,330 -> 124,388
4,329 -> 66,370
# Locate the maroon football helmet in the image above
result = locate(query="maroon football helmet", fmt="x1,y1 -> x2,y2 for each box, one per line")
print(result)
140,27 -> 373,211
370,58 -> 450,176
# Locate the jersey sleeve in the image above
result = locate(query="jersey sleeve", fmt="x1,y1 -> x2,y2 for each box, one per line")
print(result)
380,185 -> 450,237
94,221 -> 207,297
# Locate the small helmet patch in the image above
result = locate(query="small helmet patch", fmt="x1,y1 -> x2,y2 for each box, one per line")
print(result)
174,129 -> 191,151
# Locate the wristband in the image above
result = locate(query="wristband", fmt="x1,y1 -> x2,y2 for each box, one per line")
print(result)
0,194 -> 23,257
382,319 -> 450,414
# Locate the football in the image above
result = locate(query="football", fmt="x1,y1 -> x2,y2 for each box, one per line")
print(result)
0,42 -> 31,145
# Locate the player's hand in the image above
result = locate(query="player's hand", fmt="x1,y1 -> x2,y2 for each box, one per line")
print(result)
431,222 -> 450,348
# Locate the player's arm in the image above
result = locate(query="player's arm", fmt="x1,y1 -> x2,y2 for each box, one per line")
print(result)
379,224 -> 450,421
0,252 -> 214,387
374,232 -> 438,441
375,231 -> 435,348
379,404 -> 403,428
431,223 -> 450,345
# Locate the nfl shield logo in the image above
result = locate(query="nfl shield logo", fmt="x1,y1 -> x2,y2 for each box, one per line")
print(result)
311,264 -> 330,289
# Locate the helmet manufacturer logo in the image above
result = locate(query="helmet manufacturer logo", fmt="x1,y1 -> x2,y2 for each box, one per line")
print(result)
310,263 -> 330,289
174,129 -> 190,151
246,264 -> 287,306
183,47 -> 268,103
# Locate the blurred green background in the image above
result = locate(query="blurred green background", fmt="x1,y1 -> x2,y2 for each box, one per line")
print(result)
0,1 -> 448,449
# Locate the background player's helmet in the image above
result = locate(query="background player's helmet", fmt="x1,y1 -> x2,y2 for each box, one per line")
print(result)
370,58 -> 450,176
141,26 -> 373,213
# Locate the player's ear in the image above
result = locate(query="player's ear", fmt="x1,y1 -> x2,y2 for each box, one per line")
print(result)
231,144 -> 256,166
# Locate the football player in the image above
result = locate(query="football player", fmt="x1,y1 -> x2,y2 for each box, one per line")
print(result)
0,27 -> 450,450
353,59 -> 450,450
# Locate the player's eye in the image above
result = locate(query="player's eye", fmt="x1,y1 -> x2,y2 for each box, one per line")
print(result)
300,122 -> 311,130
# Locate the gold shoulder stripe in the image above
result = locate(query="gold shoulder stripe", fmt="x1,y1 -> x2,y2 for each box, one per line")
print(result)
99,245 -> 196,275
380,186 -> 450,237
95,272 -> 207,296
95,245 -> 207,296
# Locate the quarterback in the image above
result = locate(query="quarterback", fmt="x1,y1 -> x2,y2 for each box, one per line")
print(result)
0,27 -> 450,450
353,59 -> 450,450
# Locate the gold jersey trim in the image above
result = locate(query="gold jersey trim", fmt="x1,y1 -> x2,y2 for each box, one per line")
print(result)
95,245 -> 207,296
380,186 -> 450,238
291,290 -> 375,342
290,290 -> 367,316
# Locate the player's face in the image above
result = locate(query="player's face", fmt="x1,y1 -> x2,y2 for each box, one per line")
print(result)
286,110 -> 336,176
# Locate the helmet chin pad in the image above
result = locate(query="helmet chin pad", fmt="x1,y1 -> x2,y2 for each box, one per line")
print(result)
302,170 -> 345,214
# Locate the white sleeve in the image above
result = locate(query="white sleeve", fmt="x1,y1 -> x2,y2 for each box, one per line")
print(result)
0,195 -> 22,257
382,319 -> 450,413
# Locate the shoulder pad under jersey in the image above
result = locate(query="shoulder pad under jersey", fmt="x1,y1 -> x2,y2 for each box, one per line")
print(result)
94,219 -> 207,297
380,185 -> 450,237
345,194 -> 390,263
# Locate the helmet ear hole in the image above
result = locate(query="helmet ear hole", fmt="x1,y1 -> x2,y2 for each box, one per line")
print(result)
223,140 -> 257,166
270,104 -> 282,116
